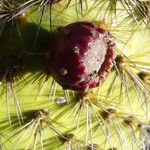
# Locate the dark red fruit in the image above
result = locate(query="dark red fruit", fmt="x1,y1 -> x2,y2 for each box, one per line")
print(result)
46,22 -> 115,92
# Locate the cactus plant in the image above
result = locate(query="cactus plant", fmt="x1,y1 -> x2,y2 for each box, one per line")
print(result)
0,0 -> 150,149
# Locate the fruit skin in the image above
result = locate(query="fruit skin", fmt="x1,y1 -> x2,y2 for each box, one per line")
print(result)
46,22 -> 115,92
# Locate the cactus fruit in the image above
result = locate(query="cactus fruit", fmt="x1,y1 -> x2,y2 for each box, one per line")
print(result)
46,22 -> 115,92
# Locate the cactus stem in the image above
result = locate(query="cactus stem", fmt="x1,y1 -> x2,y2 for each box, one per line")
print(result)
59,133 -> 85,149
0,0 -> 28,35
11,109 -> 64,149
110,53 -> 149,118
0,56 -> 24,126
66,92 -> 116,148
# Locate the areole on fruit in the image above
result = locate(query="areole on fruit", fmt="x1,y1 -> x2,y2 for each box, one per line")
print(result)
46,21 -> 115,92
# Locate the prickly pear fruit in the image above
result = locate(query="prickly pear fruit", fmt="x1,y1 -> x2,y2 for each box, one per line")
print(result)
46,22 -> 115,92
